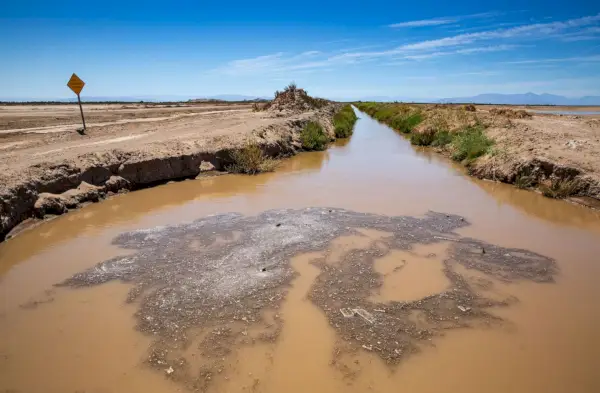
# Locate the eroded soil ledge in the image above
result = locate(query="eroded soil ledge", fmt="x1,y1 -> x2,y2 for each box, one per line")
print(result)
356,103 -> 600,208
0,105 -> 339,241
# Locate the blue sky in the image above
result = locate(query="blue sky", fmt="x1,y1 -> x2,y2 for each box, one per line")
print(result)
1,0 -> 599,100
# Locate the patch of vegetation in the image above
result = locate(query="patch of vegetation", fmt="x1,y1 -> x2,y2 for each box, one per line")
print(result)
355,102 -> 494,165
451,125 -> 494,163
431,130 -> 453,147
301,121 -> 329,151
227,142 -> 279,174
391,112 -> 423,133
410,129 -> 436,146
333,105 -> 358,138
514,174 -> 535,189
539,178 -> 579,199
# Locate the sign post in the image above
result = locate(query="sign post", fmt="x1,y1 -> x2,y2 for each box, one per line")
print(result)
67,73 -> 86,132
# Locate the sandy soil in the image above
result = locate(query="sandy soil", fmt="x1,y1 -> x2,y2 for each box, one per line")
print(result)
471,107 -> 600,203
0,102 -> 338,240
0,102 -> 254,131
0,103 -> 277,172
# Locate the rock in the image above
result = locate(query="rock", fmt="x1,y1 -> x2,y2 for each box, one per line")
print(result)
61,182 -> 103,208
165,366 -> 174,375
457,305 -> 471,312
199,161 -> 216,172
104,175 -> 131,193
33,193 -> 67,217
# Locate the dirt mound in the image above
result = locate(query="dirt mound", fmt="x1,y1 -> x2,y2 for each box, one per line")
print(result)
266,84 -> 328,113
490,108 -> 532,119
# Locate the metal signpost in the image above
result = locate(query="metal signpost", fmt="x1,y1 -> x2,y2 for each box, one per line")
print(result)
67,73 -> 86,132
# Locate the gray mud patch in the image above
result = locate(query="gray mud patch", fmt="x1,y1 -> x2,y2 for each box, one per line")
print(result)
60,208 -> 556,390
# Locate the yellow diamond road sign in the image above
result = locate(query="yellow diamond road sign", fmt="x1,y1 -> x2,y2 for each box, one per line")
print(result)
67,73 -> 85,95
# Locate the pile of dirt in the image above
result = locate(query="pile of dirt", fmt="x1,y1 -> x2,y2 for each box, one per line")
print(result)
490,108 -> 532,119
266,85 -> 329,113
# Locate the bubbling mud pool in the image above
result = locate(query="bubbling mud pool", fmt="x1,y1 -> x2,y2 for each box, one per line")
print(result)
59,208 -> 556,391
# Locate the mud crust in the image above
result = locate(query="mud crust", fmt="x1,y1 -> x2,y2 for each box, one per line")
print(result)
59,208 -> 556,391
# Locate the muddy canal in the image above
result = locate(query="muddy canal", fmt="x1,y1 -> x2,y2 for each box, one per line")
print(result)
1,109 -> 600,393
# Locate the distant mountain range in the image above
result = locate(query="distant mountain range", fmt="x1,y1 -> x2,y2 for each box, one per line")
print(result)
2,92 -> 599,105
437,93 -> 600,106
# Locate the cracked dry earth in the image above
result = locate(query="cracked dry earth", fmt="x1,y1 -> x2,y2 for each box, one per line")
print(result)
61,208 -> 557,391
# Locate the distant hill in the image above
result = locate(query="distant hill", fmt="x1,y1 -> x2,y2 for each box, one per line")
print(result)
437,93 -> 600,106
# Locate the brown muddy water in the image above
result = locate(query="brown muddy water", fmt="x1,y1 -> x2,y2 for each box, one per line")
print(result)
2,109 -> 600,393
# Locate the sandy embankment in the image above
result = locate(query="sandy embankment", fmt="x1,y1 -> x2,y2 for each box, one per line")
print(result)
470,108 -> 600,206
0,102 -> 338,241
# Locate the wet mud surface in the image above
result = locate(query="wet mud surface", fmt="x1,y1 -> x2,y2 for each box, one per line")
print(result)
60,208 -> 557,391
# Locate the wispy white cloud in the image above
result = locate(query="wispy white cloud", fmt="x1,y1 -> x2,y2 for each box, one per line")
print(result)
389,12 -> 499,28
504,55 -> 600,64
389,17 -> 458,28
215,13 -> 600,77
395,13 -> 600,50
403,44 -> 517,60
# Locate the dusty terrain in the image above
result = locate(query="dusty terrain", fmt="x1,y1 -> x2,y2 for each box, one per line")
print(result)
61,207 -> 556,391
0,102 -> 254,131
361,102 -> 600,206
0,100 -> 339,241
471,107 -> 600,204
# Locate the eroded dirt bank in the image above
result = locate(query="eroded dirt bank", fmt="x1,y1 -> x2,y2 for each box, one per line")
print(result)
60,208 -> 556,391
356,103 -> 600,207
0,103 -> 339,241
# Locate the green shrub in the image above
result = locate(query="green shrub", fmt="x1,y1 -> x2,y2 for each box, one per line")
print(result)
333,105 -> 358,138
227,142 -> 279,174
410,129 -> 436,146
301,121 -> 329,151
451,125 -> 493,162
431,130 -> 453,147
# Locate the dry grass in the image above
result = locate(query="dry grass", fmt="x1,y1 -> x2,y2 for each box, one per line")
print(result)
227,142 -> 279,174
514,174 -> 535,189
539,178 -> 580,199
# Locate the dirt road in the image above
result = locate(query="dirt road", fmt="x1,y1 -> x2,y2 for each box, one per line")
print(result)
0,103 -> 258,168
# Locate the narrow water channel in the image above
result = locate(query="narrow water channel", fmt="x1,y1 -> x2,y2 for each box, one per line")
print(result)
1,109 -> 599,393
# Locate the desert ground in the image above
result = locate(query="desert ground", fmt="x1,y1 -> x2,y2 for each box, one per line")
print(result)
0,91 -> 339,240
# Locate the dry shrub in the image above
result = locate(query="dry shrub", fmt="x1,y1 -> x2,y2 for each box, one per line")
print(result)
539,178 -> 580,199
227,142 -> 278,174
464,104 -> 476,112
490,108 -> 532,119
